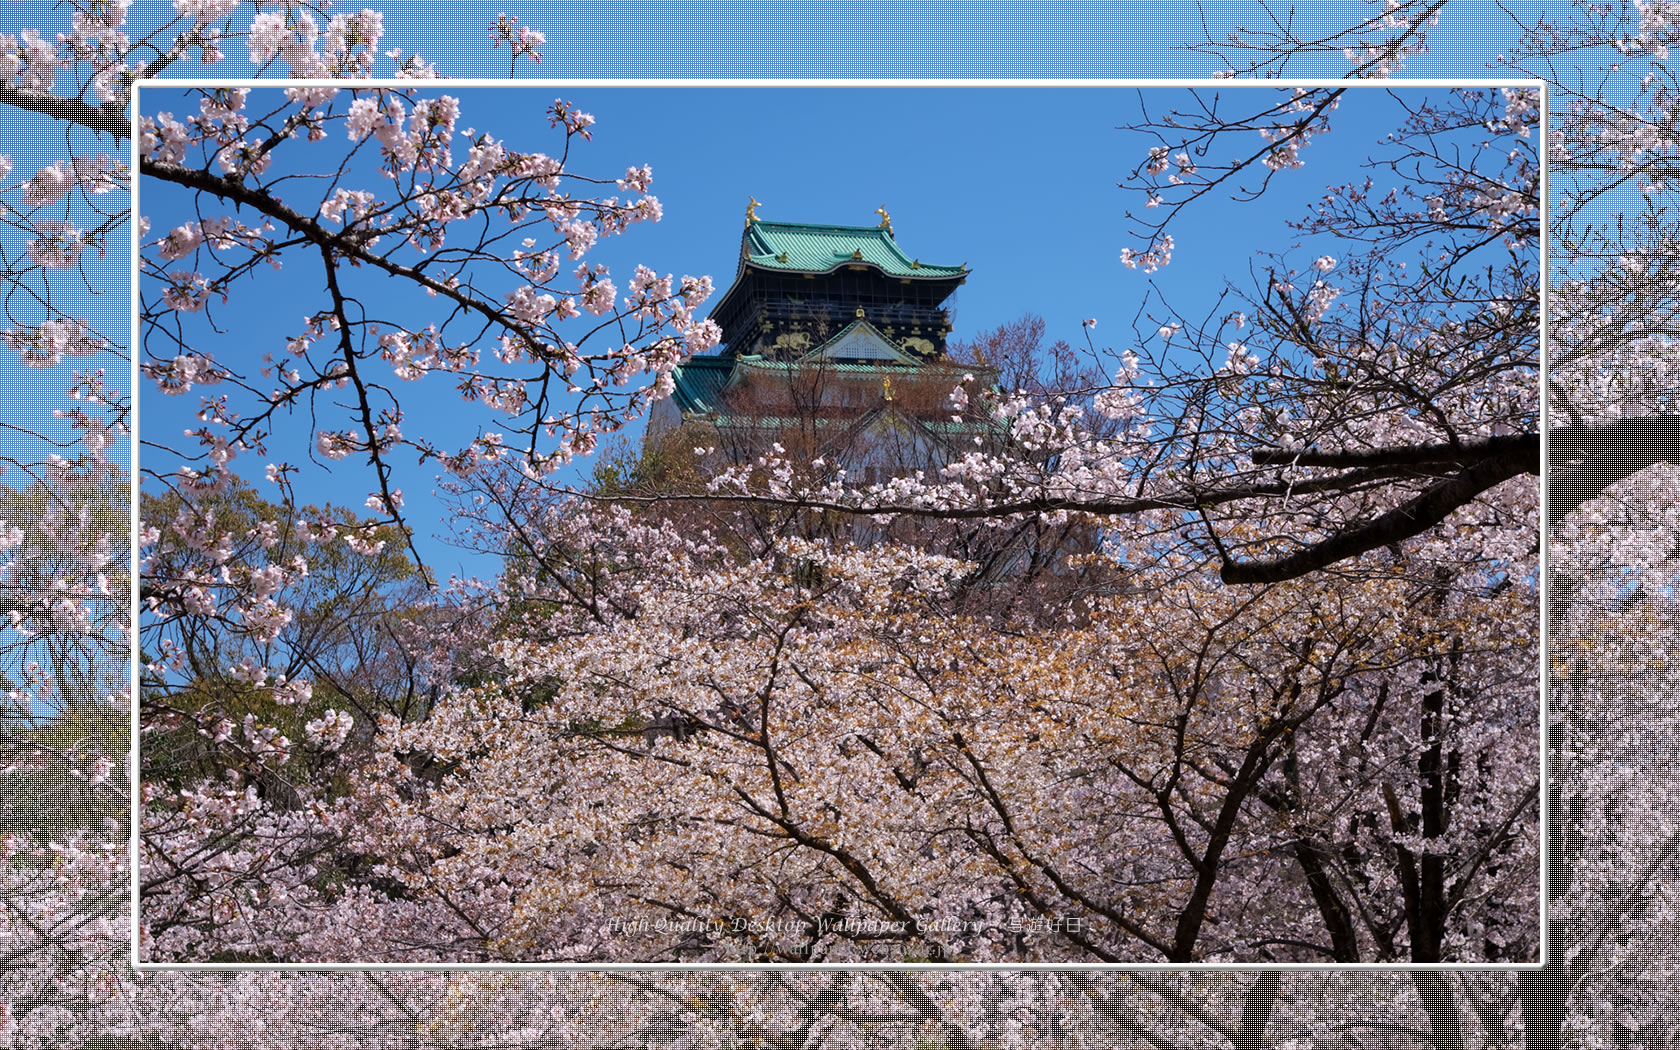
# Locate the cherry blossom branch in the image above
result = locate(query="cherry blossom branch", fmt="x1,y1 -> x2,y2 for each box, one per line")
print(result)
1549,414 -> 1680,526
0,83 -> 128,139
141,158 -> 529,346
1185,0 -> 1448,77
1217,443 -> 1536,584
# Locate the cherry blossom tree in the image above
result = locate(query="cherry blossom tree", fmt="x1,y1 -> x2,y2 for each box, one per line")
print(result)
137,83 -> 719,579
2,1 -> 549,1041
606,85 -> 1540,594
1192,5 -> 1680,1044
294,86 -> 1543,969
275,452 -> 1533,965
1185,3 -> 1680,1046
569,317 -> 1121,627
127,72 -> 729,959
2,0 -> 146,1042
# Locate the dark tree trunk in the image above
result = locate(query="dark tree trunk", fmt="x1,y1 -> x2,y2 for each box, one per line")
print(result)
1237,971 -> 1282,1049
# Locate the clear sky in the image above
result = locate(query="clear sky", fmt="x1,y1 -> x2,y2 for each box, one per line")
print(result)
145,2 -> 1535,82
137,84 -> 1494,583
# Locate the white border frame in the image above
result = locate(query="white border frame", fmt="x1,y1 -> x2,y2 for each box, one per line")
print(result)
130,75 -> 1549,973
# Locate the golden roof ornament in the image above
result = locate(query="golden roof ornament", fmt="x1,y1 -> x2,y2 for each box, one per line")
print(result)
882,375 -> 895,401
745,196 -> 761,227
876,206 -> 892,232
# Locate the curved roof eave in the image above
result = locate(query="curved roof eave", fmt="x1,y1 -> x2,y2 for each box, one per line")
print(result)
739,256 -> 969,280
740,220 -> 968,280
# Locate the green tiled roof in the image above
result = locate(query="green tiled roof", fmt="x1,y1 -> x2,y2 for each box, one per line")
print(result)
671,351 -> 997,423
735,356 -> 977,378
735,357 -> 913,376
741,220 -> 967,280
667,353 -> 735,415
704,414 -> 997,438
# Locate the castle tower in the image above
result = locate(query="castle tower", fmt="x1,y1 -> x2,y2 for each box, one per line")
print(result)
650,206 -> 997,475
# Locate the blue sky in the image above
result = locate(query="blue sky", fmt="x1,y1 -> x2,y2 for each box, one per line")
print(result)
145,1 -> 1534,81
138,84 -> 1506,582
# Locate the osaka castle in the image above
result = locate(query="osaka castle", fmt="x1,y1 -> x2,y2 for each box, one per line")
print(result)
649,202 -> 1000,481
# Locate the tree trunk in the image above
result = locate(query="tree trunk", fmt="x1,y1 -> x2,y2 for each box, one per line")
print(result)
1236,971 -> 1282,1049
1412,973 -> 1466,1050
